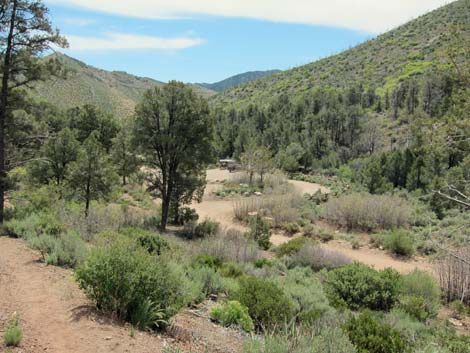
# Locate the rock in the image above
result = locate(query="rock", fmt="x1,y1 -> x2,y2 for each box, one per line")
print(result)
105,336 -> 112,340
254,192 -> 263,196
449,318 -> 463,327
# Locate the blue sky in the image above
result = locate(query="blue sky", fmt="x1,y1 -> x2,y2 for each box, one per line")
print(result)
44,0 -> 452,83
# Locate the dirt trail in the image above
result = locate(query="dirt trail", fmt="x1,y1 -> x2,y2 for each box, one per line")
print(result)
193,169 -> 433,275
0,236 -> 208,353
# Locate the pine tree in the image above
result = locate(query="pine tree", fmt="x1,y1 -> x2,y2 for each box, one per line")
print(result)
111,128 -> 139,186
133,82 -> 214,230
68,131 -> 118,217
0,0 -> 67,222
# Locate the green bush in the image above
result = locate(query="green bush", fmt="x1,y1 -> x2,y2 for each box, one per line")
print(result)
27,230 -> 87,268
194,219 -> 220,239
220,263 -> 245,278
180,219 -> 220,239
75,237 -> 185,329
318,229 -> 334,242
4,317 -> 22,347
5,211 -> 64,240
399,270 -> 440,321
248,215 -> 271,250
187,266 -> 226,303
237,276 -> 293,330
253,258 -> 273,268
275,267 -> 333,323
384,230 -> 415,258
325,263 -> 402,311
210,300 -> 254,332
46,231 -> 87,267
192,254 -> 223,269
275,237 -> 314,257
120,227 -> 169,255
344,311 -> 407,353
449,300 -> 468,319
282,222 -> 300,235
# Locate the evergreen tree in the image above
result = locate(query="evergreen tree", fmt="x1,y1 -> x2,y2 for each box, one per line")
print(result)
111,128 -> 139,186
68,131 -> 117,217
133,82 -> 214,230
0,0 -> 67,222
43,127 -> 80,186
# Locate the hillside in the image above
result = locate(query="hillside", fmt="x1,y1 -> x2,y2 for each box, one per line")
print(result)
31,53 -> 216,118
198,70 -> 281,92
211,0 -> 470,108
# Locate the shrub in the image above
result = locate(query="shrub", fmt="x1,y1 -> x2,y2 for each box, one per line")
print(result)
384,230 -> 415,258
220,263 -> 245,278
181,219 -> 220,240
187,266 -> 226,303
282,222 -> 300,235
120,227 -> 169,255
322,193 -> 413,231
75,238 -> 185,329
196,229 -> 260,263
46,231 -> 87,267
275,237 -> 313,257
4,317 -> 22,347
253,258 -> 272,269
210,301 -> 254,332
449,300 -> 468,319
344,311 -> 407,353
248,215 -> 271,250
237,276 -> 293,330
233,192 -> 301,227
318,229 -> 334,242
399,270 -> 440,321
27,230 -> 87,268
287,243 -> 351,271
275,267 -> 333,324
325,263 -> 402,311
245,326 -> 357,353
194,219 -> 220,238
192,254 -> 223,270
5,211 -> 64,241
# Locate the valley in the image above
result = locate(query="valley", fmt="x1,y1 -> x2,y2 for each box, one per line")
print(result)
1,1 -> 469,353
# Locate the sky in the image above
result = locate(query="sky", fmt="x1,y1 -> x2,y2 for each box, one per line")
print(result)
44,0 -> 454,83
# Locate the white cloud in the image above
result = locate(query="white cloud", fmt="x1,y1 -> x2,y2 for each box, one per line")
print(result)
61,17 -> 96,26
65,32 -> 205,51
48,0 -> 455,33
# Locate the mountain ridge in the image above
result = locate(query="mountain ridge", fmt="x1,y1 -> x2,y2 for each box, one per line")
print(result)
198,70 -> 281,92
210,0 -> 470,108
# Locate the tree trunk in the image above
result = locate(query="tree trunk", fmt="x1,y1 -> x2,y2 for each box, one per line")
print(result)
122,175 -> 126,186
85,175 -> 91,218
0,0 -> 17,223
161,195 -> 170,230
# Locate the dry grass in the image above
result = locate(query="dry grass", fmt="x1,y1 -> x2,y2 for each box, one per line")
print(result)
233,192 -> 302,227
321,193 -> 413,231
288,243 -> 352,271
193,228 -> 261,263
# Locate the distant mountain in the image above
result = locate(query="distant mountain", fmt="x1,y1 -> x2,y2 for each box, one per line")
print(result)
211,0 -> 470,108
31,53 -> 216,119
198,70 -> 281,92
